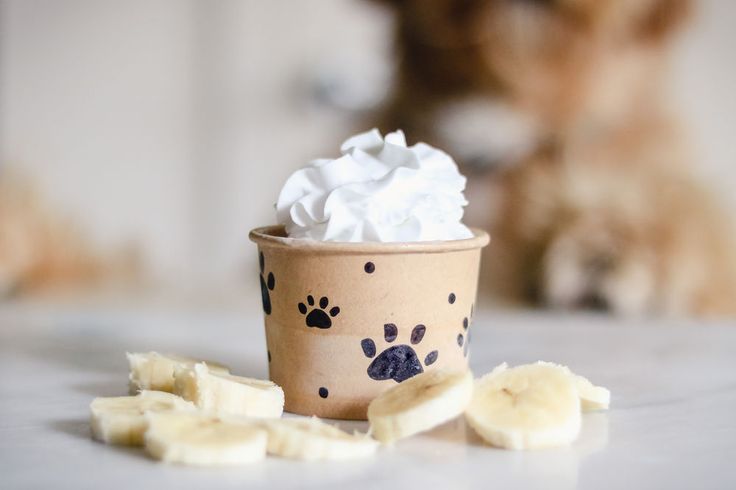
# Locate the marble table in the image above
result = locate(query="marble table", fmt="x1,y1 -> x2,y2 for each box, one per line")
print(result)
1,295 -> 735,490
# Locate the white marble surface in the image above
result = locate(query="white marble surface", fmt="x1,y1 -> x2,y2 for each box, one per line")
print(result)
1,296 -> 735,490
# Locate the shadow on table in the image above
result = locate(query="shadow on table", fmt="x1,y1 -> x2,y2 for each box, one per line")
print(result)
48,417 -> 145,458
72,378 -> 131,396
421,410 -> 610,487
425,416 -> 486,446
49,417 -> 94,441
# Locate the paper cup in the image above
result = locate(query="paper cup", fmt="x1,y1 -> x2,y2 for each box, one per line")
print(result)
249,225 -> 490,420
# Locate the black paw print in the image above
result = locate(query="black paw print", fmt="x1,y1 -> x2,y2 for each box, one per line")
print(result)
259,252 -> 275,315
298,295 -> 340,329
361,324 -> 438,383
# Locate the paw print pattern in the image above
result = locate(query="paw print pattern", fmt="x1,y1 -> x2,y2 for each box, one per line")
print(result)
361,324 -> 438,383
450,295 -> 473,357
458,304 -> 473,357
298,295 -> 340,329
259,252 -> 275,315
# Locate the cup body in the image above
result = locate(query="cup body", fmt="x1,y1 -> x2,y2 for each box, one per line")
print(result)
249,225 -> 489,420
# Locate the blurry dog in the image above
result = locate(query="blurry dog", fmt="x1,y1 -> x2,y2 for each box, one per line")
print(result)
374,0 -> 736,316
0,170 -> 136,297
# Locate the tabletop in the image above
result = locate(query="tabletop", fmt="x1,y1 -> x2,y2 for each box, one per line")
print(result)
1,294 -> 735,490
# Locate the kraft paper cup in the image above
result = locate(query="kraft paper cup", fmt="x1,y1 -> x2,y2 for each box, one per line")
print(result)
249,225 -> 490,420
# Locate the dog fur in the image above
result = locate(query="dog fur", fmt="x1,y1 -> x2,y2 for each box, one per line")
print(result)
0,170 -> 136,297
373,0 -> 736,316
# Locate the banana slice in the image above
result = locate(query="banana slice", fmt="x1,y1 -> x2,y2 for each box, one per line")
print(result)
144,411 -> 267,466
465,363 -> 581,450
127,351 -> 230,394
174,363 -> 284,418
263,417 -> 378,461
572,374 -> 610,411
367,369 -> 474,444
90,390 -> 195,446
535,361 -> 611,411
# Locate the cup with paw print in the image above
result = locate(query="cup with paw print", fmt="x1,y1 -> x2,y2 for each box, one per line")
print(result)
249,225 -> 489,420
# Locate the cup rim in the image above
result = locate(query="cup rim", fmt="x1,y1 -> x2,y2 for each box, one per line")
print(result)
249,225 -> 490,255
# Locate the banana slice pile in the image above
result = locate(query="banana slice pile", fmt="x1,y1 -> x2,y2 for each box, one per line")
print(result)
174,363 -> 284,418
90,390 -> 196,446
91,352 -> 375,465
366,361 -> 608,450
89,351 -> 610,467
126,352 -> 229,393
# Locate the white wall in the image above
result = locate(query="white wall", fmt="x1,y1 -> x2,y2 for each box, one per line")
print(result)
673,0 -> 736,204
1,0 -> 733,287
0,0 -> 198,281
186,0 -> 390,284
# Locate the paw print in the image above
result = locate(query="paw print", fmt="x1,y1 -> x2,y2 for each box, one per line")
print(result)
298,295 -> 340,329
259,252 -> 275,315
360,324 -> 438,383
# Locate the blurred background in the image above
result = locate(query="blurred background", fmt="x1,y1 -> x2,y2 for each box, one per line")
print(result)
1,0 -> 735,309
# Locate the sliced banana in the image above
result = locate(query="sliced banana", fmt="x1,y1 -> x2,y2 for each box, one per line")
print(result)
90,390 -> 195,446
174,363 -> 284,418
263,417 -> 378,461
535,361 -> 611,411
127,351 -> 230,394
465,363 -> 581,450
572,374 -> 610,411
367,369 -> 474,444
144,411 -> 267,466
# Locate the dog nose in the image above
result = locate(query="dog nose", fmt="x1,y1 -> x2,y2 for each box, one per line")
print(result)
579,291 -> 609,311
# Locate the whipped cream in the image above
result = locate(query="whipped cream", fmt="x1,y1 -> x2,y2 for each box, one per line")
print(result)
275,129 -> 473,242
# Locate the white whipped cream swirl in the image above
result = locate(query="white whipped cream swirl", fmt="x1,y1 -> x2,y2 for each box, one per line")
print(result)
276,129 -> 473,242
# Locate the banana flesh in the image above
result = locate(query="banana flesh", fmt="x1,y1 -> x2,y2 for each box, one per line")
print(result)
144,411 -> 267,466
127,352 -> 229,394
91,351 -> 612,464
264,417 -> 378,461
90,390 -> 195,446
465,363 -> 582,450
174,362 -> 284,418
535,361 -> 611,411
368,369 -> 474,444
